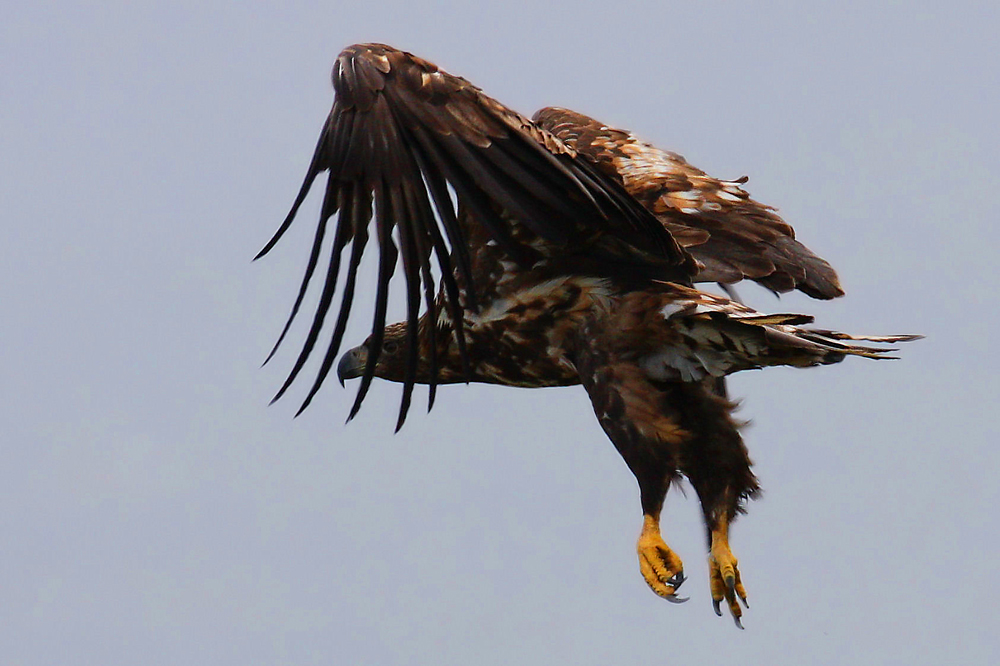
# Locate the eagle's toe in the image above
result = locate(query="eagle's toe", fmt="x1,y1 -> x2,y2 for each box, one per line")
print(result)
637,526 -> 687,602
709,540 -> 748,628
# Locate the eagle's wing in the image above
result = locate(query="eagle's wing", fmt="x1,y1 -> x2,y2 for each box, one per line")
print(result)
257,44 -> 693,428
533,107 -> 844,299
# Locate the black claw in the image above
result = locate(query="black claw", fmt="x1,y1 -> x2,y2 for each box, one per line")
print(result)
733,616 -> 744,630
667,572 -> 686,589
665,594 -> 689,604
713,599 -> 723,616
740,596 -> 749,609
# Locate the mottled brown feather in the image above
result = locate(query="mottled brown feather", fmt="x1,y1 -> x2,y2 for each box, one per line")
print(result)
533,107 -> 845,299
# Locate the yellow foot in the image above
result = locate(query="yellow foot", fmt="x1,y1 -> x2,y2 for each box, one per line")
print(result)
637,514 -> 687,602
709,534 -> 748,628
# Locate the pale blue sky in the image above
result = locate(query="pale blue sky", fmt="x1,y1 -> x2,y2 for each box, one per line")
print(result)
3,1 -> 998,663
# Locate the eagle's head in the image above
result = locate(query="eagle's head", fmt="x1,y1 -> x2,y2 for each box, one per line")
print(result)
336,321 -> 410,385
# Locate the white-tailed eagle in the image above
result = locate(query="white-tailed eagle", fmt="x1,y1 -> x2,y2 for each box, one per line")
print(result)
257,44 -> 918,628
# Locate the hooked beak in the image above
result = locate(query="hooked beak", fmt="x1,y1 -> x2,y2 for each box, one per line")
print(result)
336,346 -> 366,386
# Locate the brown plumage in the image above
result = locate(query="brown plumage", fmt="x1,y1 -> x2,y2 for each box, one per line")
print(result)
533,107 -> 845,299
258,44 -> 918,627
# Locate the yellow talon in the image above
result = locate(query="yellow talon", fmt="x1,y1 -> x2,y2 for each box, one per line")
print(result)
637,513 -> 687,601
709,522 -> 748,628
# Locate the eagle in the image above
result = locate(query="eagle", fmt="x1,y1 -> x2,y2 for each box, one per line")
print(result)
257,44 -> 918,628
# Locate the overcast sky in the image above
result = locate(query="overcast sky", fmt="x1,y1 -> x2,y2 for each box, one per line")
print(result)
3,1 -> 998,664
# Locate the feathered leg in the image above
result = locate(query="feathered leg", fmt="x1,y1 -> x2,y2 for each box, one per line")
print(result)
667,380 -> 759,628
574,339 -> 690,602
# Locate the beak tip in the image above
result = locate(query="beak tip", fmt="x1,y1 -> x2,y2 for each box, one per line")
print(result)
337,347 -> 363,387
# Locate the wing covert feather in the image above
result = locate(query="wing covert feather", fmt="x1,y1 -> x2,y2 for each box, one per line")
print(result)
534,107 -> 845,300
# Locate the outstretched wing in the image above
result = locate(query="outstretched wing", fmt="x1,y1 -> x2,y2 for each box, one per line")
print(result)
257,44 -> 693,428
533,107 -> 844,300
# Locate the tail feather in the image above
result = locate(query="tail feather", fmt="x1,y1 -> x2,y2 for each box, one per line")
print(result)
802,330 -> 924,344
651,283 -> 920,379
793,329 -> 923,361
755,322 -> 918,363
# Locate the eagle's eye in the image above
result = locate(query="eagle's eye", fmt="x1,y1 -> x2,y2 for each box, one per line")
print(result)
383,340 -> 400,354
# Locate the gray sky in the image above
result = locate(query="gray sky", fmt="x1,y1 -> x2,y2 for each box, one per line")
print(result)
3,1 -> 998,663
